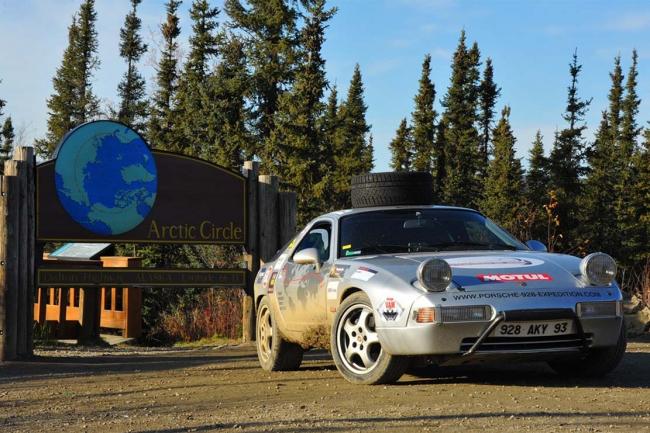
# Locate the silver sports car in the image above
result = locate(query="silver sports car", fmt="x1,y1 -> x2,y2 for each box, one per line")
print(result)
254,205 -> 625,384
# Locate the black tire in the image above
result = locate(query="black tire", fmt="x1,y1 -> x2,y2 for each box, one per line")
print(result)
331,292 -> 409,384
350,172 -> 434,208
256,297 -> 304,371
548,322 -> 627,377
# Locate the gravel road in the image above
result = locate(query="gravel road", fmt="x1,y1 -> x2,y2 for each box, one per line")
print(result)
2,339 -> 650,433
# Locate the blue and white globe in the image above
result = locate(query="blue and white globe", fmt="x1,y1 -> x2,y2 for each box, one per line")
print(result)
54,120 -> 157,235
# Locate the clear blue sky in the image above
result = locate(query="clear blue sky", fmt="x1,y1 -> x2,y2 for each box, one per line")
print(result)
1,0 -> 649,170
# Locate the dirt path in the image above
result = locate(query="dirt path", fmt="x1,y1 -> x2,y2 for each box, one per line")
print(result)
2,340 -> 650,433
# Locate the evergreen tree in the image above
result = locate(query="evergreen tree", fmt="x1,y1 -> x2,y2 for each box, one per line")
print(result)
36,0 -> 100,157
390,118 -> 412,171
525,130 -> 549,240
433,119 -> 447,201
117,0 -> 148,131
622,126 -> 650,265
176,0 -> 220,156
479,106 -> 523,232
269,0 -> 336,223
225,0 -> 298,168
332,64 -> 372,209
316,85 -> 340,208
547,51 -> 591,248
440,31 -> 482,207
148,0 -> 182,151
620,50 -> 641,160
204,35 -> 250,168
410,54 -> 436,172
0,117 -> 14,170
606,55 -> 623,145
478,57 -> 500,172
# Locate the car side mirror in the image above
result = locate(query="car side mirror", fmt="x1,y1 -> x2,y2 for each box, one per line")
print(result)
294,248 -> 321,271
526,240 -> 548,252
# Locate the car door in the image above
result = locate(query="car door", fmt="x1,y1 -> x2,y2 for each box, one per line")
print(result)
276,220 -> 332,331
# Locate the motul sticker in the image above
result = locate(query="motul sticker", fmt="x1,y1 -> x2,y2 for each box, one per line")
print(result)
378,297 -> 403,321
477,273 -> 553,282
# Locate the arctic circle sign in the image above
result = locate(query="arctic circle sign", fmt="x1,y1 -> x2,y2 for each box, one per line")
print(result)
37,120 -> 247,245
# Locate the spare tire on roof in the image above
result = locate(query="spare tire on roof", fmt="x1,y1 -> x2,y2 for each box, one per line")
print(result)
350,171 -> 434,208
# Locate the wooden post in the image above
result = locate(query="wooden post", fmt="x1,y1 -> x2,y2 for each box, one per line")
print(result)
0,175 -> 19,361
36,244 -> 46,326
78,288 -> 101,344
258,175 -> 279,262
16,147 -> 35,355
242,161 -> 259,343
278,191 -> 297,245
4,159 -> 28,357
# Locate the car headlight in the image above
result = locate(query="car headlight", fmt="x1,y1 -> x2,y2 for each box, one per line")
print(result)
417,258 -> 452,292
580,252 -> 617,286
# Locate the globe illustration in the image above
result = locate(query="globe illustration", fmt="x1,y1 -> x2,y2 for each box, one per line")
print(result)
54,120 -> 157,236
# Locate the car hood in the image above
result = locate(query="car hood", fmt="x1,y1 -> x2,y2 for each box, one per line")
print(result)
340,250 -> 587,290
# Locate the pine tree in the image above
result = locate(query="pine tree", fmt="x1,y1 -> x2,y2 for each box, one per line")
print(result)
390,118 -> 412,171
148,0 -> 182,151
204,35 -> 250,168
620,50 -> 641,161
433,119 -> 447,201
117,0 -> 148,131
36,0 -> 100,157
478,57 -> 500,172
525,131 -> 549,240
332,64 -> 372,209
0,117 -> 14,170
440,31 -> 482,207
225,0 -> 298,168
479,106 -> 523,232
316,85 -> 340,208
269,0 -> 336,223
548,51 -> 591,248
410,54 -> 436,172
622,126 -> 650,265
606,55 -> 623,145
176,0 -> 220,156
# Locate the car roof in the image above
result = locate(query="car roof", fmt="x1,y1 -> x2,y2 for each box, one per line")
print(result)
316,205 -> 481,222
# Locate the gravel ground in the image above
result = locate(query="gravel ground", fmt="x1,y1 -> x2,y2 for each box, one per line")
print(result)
2,339 -> 650,433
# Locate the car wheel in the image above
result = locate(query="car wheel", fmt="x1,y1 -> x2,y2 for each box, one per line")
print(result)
350,171 -> 434,208
331,292 -> 409,384
548,322 -> 627,377
256,297 -> 304,371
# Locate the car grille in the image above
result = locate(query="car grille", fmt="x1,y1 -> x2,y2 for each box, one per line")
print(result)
459,334 -> 593,353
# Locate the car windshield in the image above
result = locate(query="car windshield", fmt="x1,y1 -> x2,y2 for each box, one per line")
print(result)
338,208 -> 528,257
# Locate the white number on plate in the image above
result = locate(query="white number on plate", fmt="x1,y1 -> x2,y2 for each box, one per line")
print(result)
494,320 -> 574,337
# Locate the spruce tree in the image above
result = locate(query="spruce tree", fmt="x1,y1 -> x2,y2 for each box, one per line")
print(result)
390,118 -> 412,171
269,0 -> 336,223
36,0 -> 100,157
410,54 -> 436,172
440,31 -> 482,207
316,85 -> 340,208
622,126 -> 650,265
204,35 -> 250,168
525,131 -> 549,240
478,57 -> 500,172
332,64 -> 372,209
176,0 -> 220,156
606,55 -> 623,144
225,0 -> 298,167
0,117 -> 14,170
148,0 -> 182,151
433,119 -> 447,201
117,0 -> 148,131
479,106 -> 523,232
547,51 -> 591,248
620,50 -> 641,160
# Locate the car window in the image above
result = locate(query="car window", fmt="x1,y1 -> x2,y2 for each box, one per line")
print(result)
293,223 -> 331,263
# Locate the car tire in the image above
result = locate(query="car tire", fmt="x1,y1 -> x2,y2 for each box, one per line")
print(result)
548,322 -> 627,377
350,172 -> 434,208
256,297 -> 304,371
331,292 -> 409,384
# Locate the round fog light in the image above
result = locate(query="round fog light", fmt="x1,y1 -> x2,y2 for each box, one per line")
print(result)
417,258 -> 452,292
580,252 -> 617,286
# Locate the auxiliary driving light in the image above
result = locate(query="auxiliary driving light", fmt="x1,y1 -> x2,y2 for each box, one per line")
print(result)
440,306 -> 492,323
576,301 -> 621,318
417,258 -> 452,292
580,252 -> 617,286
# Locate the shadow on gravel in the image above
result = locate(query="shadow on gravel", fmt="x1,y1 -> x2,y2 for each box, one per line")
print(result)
403,351 -> 650,388
0,351 -> 259,383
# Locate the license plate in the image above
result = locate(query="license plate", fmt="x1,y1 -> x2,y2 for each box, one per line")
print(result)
493,320 -> 575,337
